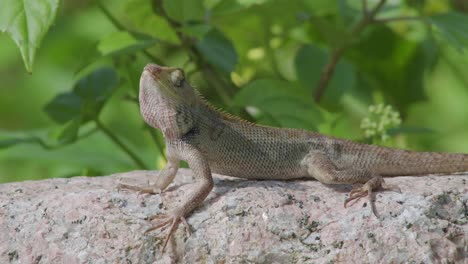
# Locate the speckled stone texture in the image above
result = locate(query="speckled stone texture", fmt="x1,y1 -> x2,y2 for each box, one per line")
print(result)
0,169 -> 467,263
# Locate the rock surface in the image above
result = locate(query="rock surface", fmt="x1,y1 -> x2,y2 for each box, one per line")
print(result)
0,169 -> 467,263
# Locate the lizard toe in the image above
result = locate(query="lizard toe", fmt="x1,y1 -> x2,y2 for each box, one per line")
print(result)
145,213 -> 189,252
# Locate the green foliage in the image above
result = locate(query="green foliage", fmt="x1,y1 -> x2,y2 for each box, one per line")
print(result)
232,79 -> 324,130
0,0 -> 60,72
163,0 -> 204,22
294,45 -> 355,111
45,68 -> 118,124
430,12 -> 468,51
196,29 -> 238,74
1,0 -> 468,183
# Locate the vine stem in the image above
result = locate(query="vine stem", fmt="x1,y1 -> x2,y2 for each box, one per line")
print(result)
95,119 -> 148,169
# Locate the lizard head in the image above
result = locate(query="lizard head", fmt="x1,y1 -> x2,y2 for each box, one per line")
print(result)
140,63 -> 197,104
139,63 -> 199,136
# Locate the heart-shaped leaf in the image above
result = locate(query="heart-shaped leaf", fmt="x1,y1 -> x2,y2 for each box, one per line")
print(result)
0,0 -> 60,72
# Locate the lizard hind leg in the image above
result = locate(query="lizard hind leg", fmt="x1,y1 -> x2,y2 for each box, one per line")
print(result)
302,151 -> 389,217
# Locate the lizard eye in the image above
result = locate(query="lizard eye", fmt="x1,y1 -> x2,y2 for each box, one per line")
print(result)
171,69 -> 185,88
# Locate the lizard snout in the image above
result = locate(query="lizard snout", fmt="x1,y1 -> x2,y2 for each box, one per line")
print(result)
144,63 -> 163,77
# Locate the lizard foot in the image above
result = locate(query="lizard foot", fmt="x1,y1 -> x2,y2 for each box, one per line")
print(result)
145,213 -> 191,252
117,183 -> 162,195
344,176 -> 384,217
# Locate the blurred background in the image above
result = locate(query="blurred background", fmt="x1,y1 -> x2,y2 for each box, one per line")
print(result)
0,0 -> 467,183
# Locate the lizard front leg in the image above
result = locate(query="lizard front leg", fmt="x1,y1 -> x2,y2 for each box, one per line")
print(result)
118,158 -> 180,194
301,151 -> 387,216
145,144 -> 214,251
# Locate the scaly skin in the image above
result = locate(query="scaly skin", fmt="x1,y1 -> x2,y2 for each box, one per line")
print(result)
119,63 -> 468,251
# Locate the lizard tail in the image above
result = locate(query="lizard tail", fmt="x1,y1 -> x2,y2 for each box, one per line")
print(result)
360,144 -> 468,176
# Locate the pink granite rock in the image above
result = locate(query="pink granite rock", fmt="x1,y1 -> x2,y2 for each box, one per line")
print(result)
0,169 -> 467,263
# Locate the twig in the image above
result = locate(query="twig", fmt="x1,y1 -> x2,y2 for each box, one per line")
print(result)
362,0 -> 369,15
313,0 -> 387,103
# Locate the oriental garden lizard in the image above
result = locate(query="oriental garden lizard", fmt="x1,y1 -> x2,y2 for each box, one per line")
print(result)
119,63 -> 468,251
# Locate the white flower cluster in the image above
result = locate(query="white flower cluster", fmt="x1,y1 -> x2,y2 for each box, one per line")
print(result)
361,104 -> 401,142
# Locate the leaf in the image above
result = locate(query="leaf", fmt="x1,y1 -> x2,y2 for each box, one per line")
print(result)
309,16 -> 352,48
180,24 -> 213,39
205,0 -> 270,16
295,45 -> 328,90
54,118 -> 81,144
97,31 -> 160,57
162,0 -> 205,22
430,12 -> 468,51
206,0 -> 245,16
294,44 -> 355,111
0,0 -> 60,72
303,0 -> 337,16
44,67 -> 119,124
44,93 -> 82,124
0,131 -> 51,150
233,79 -> 325,130
0,124 -> 97,151
337,0 -> 361,25
196,29 -> 238,74
123,0 -> 179,44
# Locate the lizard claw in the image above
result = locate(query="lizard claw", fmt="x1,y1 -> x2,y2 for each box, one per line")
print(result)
145,213 -> 190,252
344,185 -> 371,208
344,176 -> 385,217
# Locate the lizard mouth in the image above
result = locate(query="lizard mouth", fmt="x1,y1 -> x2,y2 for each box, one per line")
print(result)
144,63 -> 163,79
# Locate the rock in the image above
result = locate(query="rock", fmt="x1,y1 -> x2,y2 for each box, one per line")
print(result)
0,169 -> 467,263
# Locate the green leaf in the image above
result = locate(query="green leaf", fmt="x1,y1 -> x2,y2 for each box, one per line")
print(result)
74,67 -> 119,121
0,131 -> 51,150
196,29 -> 238,74
303,0 -> 337,16
430,12 -> 468,51
233,79 -> 325,130
180,24 -> 213,39
54,118 -> 81,144
207,0 -> 244,15
205,0 -> 271,16
0,0 -> 60,72
97,31 -> 160,57
44,67 -> 119,124
294,44 -> 355,111
337,0 -> 361,25
236,0 -> 271,7
0,137 -> 34,149
309,16 -> 352,48
162,0 -> 205,22
295,45 -> 328,89
44,93 -> 82,124
123,0 -> 179,44
0,124 -> 97,151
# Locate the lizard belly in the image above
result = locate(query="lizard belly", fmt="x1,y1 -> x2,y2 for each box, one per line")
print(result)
204,141 -> 309,180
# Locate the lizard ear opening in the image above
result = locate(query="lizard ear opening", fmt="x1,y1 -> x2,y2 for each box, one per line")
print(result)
171,69 -> 185,88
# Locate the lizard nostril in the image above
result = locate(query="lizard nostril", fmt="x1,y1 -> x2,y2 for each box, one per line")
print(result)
144,64 -> 162,77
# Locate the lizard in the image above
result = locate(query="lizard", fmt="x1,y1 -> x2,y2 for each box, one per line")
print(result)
119,63 -> 468,251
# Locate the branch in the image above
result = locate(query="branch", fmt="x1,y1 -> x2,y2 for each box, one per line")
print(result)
313,0 -> 387,103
